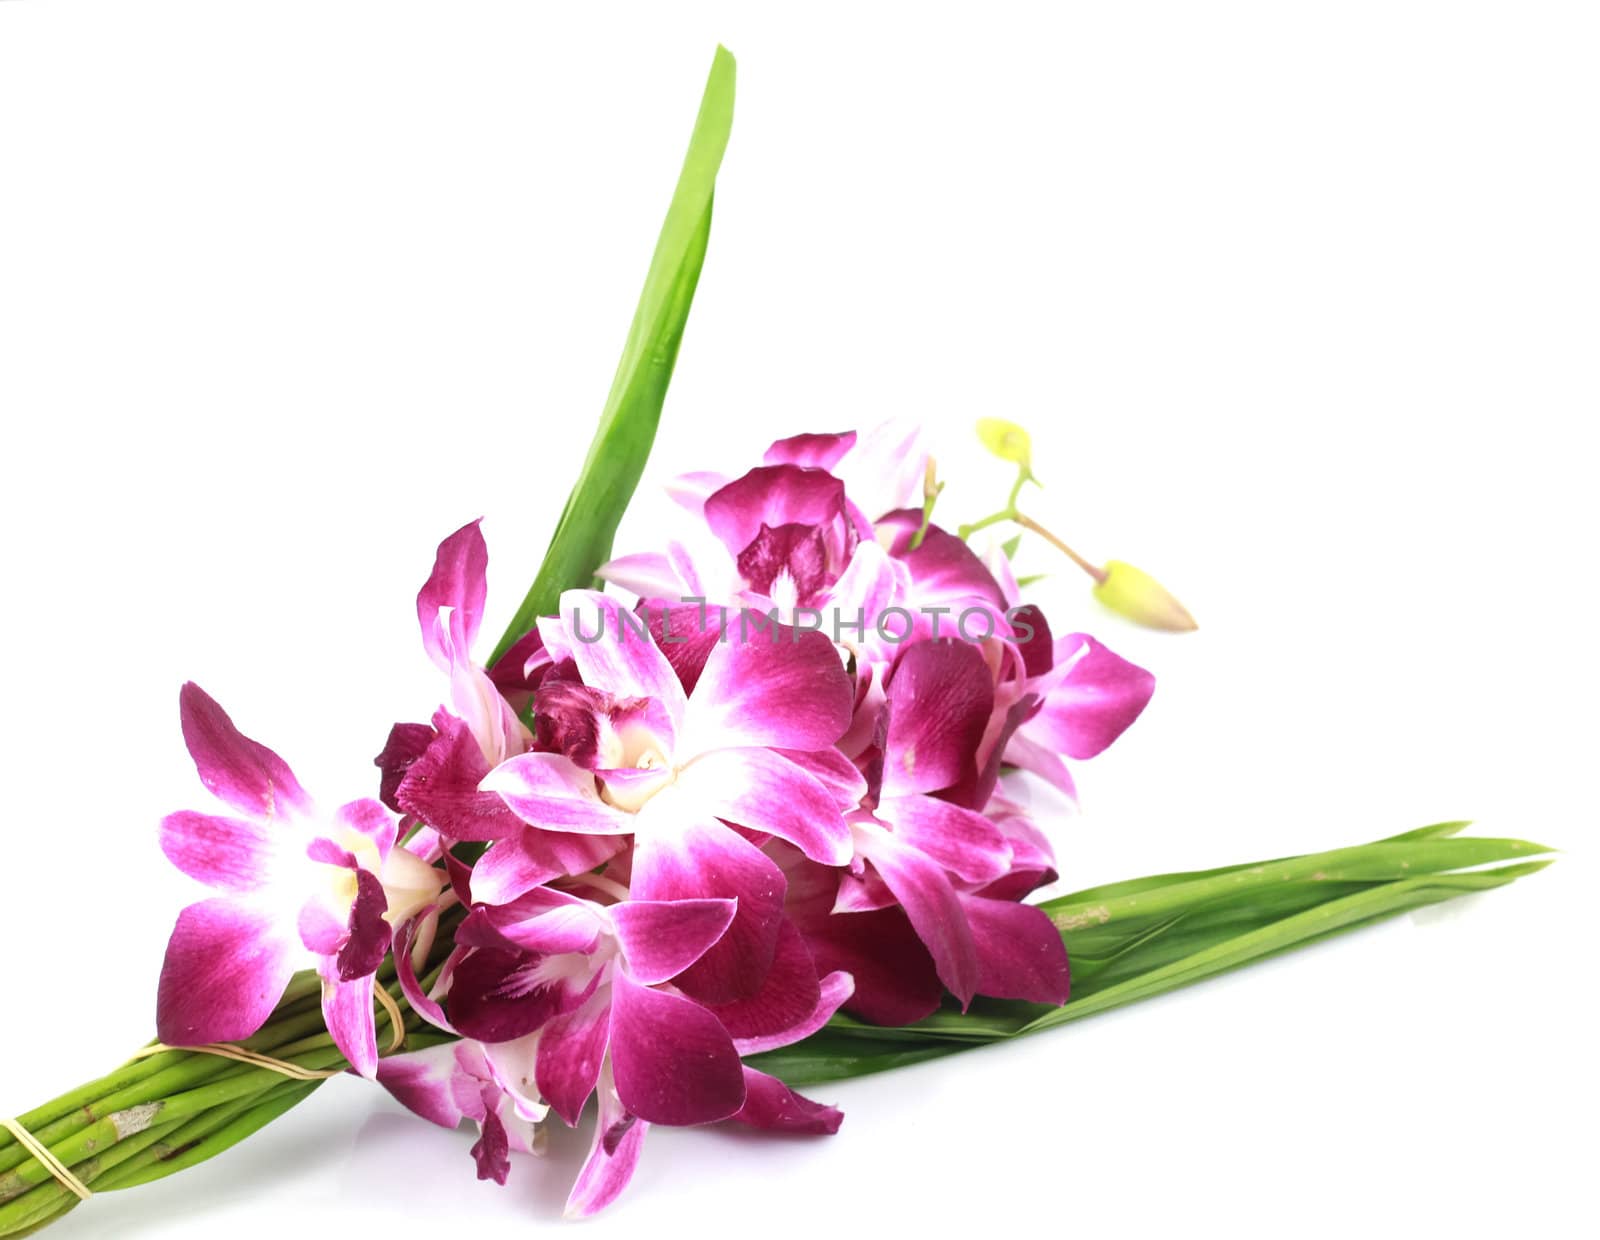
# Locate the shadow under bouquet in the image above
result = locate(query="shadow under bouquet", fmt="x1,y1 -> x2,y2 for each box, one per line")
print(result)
0,46 -> 1549,1233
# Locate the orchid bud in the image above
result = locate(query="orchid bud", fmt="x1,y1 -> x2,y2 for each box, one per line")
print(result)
1093,560 -> 1198,632
976,418 -> 1033,474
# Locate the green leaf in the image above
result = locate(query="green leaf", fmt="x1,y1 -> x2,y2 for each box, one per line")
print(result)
747,827 -> 1554,1085
488,46 -> 737,665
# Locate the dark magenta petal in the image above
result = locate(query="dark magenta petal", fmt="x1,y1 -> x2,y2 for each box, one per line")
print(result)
470,1101 -> 512,1185
417,519 -> 488,672
535,989 -> 612,1127
157,897 -> 296,1046
609,972 -> 746,1126
1011,604 -> 1054,676
729,1068 -> 844,1135
706,919 -> 820,1042
736,522 -> 831,599
962,894 -> 1071,1005
703,465 -> 849,559
395,712 -> 526,842
803,905 -> 943,1027
374,722 -> 436,814
447,947 -> 595,1043
882,639 -> 995,796
178,683 -> 311,820
335,868 -> 391,981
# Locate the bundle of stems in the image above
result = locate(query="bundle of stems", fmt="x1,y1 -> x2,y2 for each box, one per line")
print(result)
0,959 -> 454,1237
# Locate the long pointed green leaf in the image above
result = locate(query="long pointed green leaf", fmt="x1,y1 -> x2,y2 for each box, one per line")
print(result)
748,831 -> 1552,1086
489,46 -> 736,665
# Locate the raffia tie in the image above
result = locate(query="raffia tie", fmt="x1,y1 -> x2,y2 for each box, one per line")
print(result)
1,984 -> 407,1201
0,1117 -> 92,1200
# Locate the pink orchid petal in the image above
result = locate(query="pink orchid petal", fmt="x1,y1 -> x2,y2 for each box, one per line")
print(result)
395,909 -> 454,1032
535,987 -> 612,1126
1001,729 -> 1080,800
979,797 -> 1060,900
469,828 -> 623,907
609,971 -> 746,1126
630,814 -> 786,1005
395,712 -> 526,842
596,551 -> 688,600
682,624 -> 853,755
417,519 -> 488,672
479,888 -> 608,956
610,898 -> 737,986
877,510 -> 1007,608
450,664 -> 530,767
159,810 -> 277,892
834,418 -> 929,521
676,747 -> 852,866
298,896 -> 347,956
321,966 -> 379,1079
565,1069 -> 650,1218
774,746 -> 869,811
333,798 -> 396,858
881,639 -> 995,796
178,683 -> 311,820
375,1042 -> 470,1128
156,897 -> 297,1046
1026,634 -> 1156,759
819,541 -> 906,634
556,589 -> 687,726
858,827 -> 980,1007
665,469 -> 730,513
878,792 -> 1011,883
763,430 -> 857,470
703,465 -> 849,558
961,894 -> 1071,1005
729,1067 -> 845,1135
480,751 -> 633,834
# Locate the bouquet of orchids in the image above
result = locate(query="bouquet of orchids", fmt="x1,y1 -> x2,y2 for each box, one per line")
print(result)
0,46 -> 1550,1233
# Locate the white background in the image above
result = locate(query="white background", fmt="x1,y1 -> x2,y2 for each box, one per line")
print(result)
2,2 -> 1595,1237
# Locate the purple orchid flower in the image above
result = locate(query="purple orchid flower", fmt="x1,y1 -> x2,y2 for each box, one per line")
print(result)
479,589 -> 860,1004
385,885 -> 850,1215
374,1039 -> 544,1185
384,523 -> 621,884
156,684 -> 443,1076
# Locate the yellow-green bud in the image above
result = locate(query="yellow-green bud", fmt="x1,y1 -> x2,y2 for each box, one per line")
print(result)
975,418 -> 1033,473
1093,560 -> 1198,632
